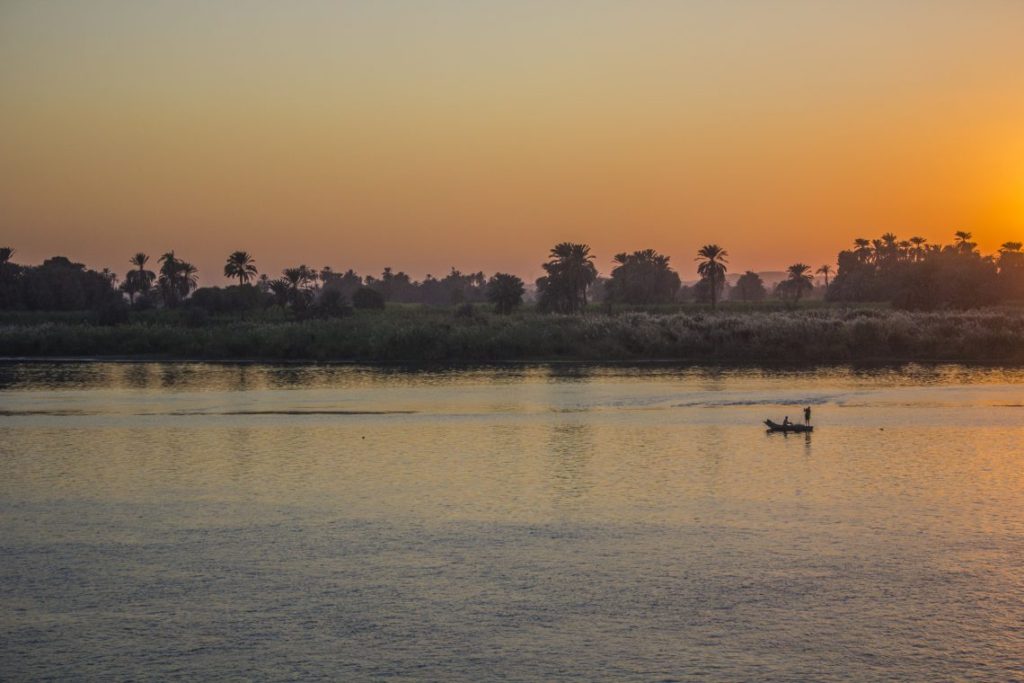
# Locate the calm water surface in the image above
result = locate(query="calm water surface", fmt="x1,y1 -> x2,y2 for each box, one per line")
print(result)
2,362 -> 1023,680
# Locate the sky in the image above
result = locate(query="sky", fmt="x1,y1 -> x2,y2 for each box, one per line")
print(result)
1,0 -> 1023,284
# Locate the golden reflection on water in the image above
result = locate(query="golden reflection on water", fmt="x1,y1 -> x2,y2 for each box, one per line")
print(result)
1,362 -> 1023,679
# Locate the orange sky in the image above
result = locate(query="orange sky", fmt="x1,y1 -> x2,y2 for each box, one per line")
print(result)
1,0 -> 1023,284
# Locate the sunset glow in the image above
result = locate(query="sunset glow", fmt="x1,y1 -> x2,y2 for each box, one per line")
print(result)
2,0 -> 1023,282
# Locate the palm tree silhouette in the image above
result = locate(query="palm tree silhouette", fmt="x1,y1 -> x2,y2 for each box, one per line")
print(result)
122,253 -> 155,304
282,266 -> 315,307
224,251 -> 258,285
782,263 -> 814,303
816,264 -> 832,290
695,244 -> 728,309
909,236 -> 927,262
997,242 -> 1024,278
0,247 -> 13,266
157,251 -> 198,307
544,242 -> 598,312
880,232 -> 898,253
486,273 -> 526,314
954,231 -> 976,254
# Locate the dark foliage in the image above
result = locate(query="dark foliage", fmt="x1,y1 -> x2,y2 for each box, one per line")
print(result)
828,232 -> 1001,309
8,308 -> 1024,363
188,285 -> 268,313
352,287 -> 386,310
606,249 -> 680,304
486,273 -> 525,314
312,288 -> 352,317
0,255 -> 122,311
537,242 -> 597,313
693,275 -> 727,305
731,271 -> 766,301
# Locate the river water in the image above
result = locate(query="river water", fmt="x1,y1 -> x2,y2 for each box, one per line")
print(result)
1,362 -> 1022,680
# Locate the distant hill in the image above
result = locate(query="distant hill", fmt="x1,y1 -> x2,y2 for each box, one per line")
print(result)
727,271 -> 788,287
682,271 -> 790,287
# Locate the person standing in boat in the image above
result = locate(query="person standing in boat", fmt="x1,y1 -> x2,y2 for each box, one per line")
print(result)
783,416 -> 791,427
804,406 -> 812,425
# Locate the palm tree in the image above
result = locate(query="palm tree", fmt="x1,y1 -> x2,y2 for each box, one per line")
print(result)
998,242 -> 1023,269
955,231 -> 976,254
268,278 -> 290,306
816,264 -> 833,290
540,242 -> 598,313
695,244 -> 728,309
782,263 -> 814,303
486,273 -> 526,314
157,251 -> 198,307
180,261 -> 199,291
870,239 -> 884,264
130,252 -> 149,273
880,232 -> 898,250
100,268 -> 118,288
608,249 -> 680,304
853,238 -> 872,263
224,251 -> 258,285
897,240 -> 911,260
123,252 -> 155,304
909,236 -> 927,262
0,247 -> 13,266
282,266 -> 314,307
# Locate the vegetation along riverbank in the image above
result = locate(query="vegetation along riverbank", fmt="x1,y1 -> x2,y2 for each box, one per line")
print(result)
4,306 -> 1024,363
4,231 -> 1024,363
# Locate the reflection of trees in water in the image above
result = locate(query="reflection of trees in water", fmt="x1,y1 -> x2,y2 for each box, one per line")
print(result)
544,364 -> 595,384
159,363 -> 200,388
0,363 -> 89,390
267,365 -> 310,388
0,362 -> 112,390
695,366 -> 728,385
0,365 -> 15,390
233,364 -> 254,391
122,363 -> 154,389
546,421 -> 595,502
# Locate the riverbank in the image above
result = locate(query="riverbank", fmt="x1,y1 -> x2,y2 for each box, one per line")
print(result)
2,308 -> 1024,363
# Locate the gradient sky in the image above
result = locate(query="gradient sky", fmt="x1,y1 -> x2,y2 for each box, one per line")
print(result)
1,0 -> 1023,284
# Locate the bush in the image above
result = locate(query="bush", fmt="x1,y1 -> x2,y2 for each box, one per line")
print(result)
5,307 -> 1024,363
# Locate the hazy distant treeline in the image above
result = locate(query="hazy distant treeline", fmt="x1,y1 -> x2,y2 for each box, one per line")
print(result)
1,232 -> 1022,319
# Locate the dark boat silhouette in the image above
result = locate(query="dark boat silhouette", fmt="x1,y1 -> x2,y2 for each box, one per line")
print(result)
764,419 -> 813,433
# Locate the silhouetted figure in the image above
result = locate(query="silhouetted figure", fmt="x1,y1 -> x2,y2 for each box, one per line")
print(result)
783,416 -> 791,427
804,406 -> 811,425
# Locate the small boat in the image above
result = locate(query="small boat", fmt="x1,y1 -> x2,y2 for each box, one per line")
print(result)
764,419 -> 813,433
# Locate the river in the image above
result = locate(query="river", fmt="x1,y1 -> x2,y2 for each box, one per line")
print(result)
2,362 -> 1022,680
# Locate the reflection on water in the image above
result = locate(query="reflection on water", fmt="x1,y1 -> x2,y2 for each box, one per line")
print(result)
547,422 -> 595,502
1,362 -> 1023,680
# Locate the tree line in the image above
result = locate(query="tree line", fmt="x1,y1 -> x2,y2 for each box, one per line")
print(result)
1,231 -> 1021,317
826,231 -> 1022,309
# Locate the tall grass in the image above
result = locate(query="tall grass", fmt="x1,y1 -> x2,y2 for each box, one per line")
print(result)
2,307 -> 1024,362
